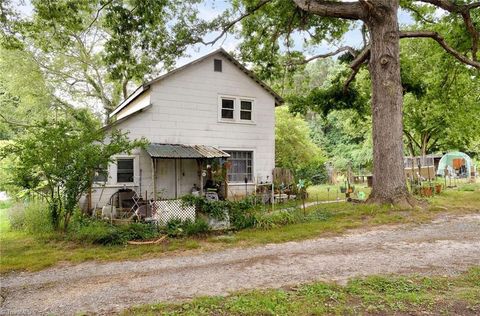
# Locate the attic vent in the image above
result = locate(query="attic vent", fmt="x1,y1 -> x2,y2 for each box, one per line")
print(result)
214,59 -> 222,72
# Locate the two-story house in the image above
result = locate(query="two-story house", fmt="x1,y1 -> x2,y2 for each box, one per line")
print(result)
85,48 -> 283,210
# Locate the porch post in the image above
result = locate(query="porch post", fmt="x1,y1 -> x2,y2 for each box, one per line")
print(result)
151,158 -> 157,201
197,159 -> 204,196
175,159 -> 178,199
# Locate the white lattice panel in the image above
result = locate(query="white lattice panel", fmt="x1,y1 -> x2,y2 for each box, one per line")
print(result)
153,200 -> 196,224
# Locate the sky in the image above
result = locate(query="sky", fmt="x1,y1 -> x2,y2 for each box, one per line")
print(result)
14,0 -> 415,69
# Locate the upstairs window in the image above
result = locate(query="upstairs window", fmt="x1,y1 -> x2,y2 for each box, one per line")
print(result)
221,98 -> 234,119
218,96 -> 255,123
214,59 -> 222,72
117,158 -> 134,183
240,100 -> 253,121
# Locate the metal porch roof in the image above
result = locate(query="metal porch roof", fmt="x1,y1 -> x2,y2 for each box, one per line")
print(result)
146,143 -> 230,159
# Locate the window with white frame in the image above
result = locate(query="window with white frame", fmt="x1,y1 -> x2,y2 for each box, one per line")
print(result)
117,158 -> 134,183
221,98 -> 235,119
240,100 -> 252,121
225,151 -> 253,183
219,96 -> 254,123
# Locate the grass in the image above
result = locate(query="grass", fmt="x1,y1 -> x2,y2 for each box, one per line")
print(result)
1,182 -> 479,274
306,183 -> 372,202
123,266 -> 480,315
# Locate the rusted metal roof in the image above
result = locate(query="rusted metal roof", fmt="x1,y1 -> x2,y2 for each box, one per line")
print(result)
146,143 -> 230,159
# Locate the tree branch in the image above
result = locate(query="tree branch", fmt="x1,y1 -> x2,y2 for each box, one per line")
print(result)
200,0 -> 273,46
416,0 -> 479,60
293,0 -> 365,20
344,45 -> 370,92
400,31 -> 480,69
303,46 -> 356,63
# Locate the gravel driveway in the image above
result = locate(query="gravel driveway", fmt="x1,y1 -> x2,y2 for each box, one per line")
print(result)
1,213 -> 479,315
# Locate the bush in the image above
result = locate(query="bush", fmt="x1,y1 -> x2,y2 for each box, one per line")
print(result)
164,217 -> 210,237
182,195 -> 257,230
184,218 -> 210,236
70,213 -> 160,245
254,210 -> 297,229
7,201 -> 53,235
296,158 -> 328,185
23,201 -> 53,235
73,220 -> 123,245
228,197 -> 257,230
6,203 -> 25,230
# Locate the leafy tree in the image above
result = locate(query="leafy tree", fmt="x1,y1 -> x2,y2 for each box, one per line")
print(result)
275,107 -> 325,180
401,37 -> 480,157
1,108 -> 145,230
0,48 -> 52,139
185,0 -> 479,207
1,0 -> 201,117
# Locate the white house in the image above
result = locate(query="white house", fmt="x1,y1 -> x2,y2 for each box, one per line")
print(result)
83,48 -> 283,211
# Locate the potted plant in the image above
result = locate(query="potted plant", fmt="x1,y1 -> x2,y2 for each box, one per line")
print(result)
420,185 -> 433,197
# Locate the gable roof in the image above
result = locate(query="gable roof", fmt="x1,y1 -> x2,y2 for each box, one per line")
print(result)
109,48 -> 283,118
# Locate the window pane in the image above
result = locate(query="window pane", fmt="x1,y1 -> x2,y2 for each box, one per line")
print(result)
225,151 -> 253,183
117,159 -> 134,182
221,109 -> 234,119
241,101 -> 252,110
222,99 -> 234,109
240,111 -> 251,120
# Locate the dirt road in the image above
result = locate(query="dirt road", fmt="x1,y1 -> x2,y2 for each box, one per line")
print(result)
1,213 -> 479,315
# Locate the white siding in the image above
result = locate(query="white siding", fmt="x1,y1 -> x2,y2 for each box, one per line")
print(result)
85,53 -> 276,207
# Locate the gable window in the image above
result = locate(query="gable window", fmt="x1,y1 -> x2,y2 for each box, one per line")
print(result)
214,59 -> 222,72
240,100 -> 253,121
226,151 -> 253,183
117,158 -> 134,183
221,98 -> 235,119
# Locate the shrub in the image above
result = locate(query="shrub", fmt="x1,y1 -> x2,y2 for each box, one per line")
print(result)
182,195 -> 229,220
182,195 -> 257,229
165,218 -> 185,237
23,201 -> 53,235
164,217 -> 210,237
6,203 -> 25,230
6,201 -> 53,234
184,218 -> 210,236
254,210 -> 297,229
70,213 -> 160,245
117,222 -> 159,241
228,198 -> 257,230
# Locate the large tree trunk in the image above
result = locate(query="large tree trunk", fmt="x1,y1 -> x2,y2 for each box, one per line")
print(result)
365,1 -> 414,207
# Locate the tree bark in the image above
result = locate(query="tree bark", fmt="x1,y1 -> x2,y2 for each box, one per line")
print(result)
364,0 -> 414,207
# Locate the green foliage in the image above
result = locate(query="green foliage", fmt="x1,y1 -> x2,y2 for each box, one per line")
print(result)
288,81 -> 367,118
275,107 -> 325,180
163,218 -> 210,238
254,210 -> 297,230
181,195 -> 258,229
70,214 -> 159,245
1,108 -> 145,230
6,203 -> 25,231
6,201 -> 53,235
181,195 -> 229,221
401,36 -> 480,156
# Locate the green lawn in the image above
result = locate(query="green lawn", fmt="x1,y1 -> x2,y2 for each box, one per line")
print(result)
1,183 -> 479,273
123,266 -> 480,315
306,183 -> 372,202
